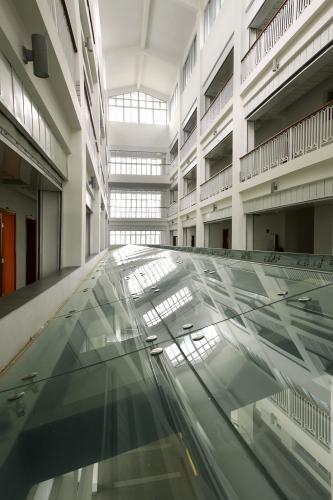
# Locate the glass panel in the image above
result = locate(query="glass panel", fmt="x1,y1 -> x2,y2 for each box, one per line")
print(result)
1,245 -> 332,499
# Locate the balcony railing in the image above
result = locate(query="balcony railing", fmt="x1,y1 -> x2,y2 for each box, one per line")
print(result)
47,0 -> 78,87
240,101 -> 333,181
167,202 -> 179,217
180,127 -> 197,162
200,165 -> 232,201
271,389 -> 330,449
241,0 -> 313,81
201,78 -> 233,135
180,189 -> 197,211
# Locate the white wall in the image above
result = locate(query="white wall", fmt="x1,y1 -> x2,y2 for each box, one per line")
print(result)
201,0 -> 235,86
0,184 -> 37,289
208,220 -> 232,248
253,212 -> 286,251
314,205 -> 333,254
253,207 -> 315,253
108,122 -> 170,151
184,226 -> 196,246
40,191 -> 61,278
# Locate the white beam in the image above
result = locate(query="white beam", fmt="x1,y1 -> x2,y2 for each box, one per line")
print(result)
172,0 -> 200,11
137,52 -> 145,90
140,0 -> 151,49
137,0 -> 151,90
144,48 -> 178,68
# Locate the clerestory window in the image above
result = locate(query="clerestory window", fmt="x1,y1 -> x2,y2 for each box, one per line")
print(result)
109,91 -> 167,125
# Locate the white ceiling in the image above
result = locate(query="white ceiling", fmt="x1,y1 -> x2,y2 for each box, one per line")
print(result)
99,0 -> 199,99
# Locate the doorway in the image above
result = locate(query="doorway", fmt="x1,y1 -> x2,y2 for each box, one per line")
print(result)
206,220 -> 232,249
26,217 -> 37,285
223,229 -> 229,249
0,209 -> 16,296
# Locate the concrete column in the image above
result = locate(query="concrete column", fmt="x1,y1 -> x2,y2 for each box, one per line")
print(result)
204,223 -> 209,247
90,189 -> 101,255
314,205 -> 333,254
231,0 -> 247,250
100,207 -> 105,250
62,131 -> 86,267
246,214 -> 254,250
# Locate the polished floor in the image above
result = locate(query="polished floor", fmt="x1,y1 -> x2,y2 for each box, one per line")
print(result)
1,245 -> 333,499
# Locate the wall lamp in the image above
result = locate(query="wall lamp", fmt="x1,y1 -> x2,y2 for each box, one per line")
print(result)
85,36 -> 93,53
23,34 -> 49,78
272,58 -> 279,73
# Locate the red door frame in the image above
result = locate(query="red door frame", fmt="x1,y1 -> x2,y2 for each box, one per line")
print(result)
0,208 -> 16,296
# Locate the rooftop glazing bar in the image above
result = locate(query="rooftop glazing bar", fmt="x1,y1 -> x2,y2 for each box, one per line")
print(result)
1,245 -> 333,499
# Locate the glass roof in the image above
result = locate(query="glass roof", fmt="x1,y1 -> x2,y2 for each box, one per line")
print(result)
1,245 -> 333,499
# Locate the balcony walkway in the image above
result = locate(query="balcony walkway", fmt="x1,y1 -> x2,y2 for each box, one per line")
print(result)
0,245 -> 333,499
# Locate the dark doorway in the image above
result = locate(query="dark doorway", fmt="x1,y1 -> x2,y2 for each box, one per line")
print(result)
172,235 -> 177,246
191,235 -> 195,247
0,209 -> 16,296
26,217 -> 37,285
223,229 -> 229,249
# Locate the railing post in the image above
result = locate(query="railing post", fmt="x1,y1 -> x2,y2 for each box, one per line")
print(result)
288,127 -> 293,161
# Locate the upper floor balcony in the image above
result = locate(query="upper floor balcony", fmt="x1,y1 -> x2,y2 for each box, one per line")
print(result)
108,150 -> 170,185
170,156 -> 178,177
200,165 -> 233,202
240,100 -> 333,182
241,0 -> 314,82
180,127 -> 197,163
180,189 -> 197,211
0,50 -> 67,178
201,77 -> 233,136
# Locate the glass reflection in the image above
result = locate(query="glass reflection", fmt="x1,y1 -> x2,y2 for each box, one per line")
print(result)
2,245 -> 333,500
144,286 -> 193,327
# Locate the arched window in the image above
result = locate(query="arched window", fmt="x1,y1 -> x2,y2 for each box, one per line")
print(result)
109,91 -> 167,125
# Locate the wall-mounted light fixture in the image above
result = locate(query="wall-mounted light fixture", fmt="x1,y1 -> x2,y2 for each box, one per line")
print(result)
271,181 -> 278,193
23,34 -> 49,78
272,58 -> 279,73
85,36 -> 93,53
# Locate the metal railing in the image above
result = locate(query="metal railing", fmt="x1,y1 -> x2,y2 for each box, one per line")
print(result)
272,389 -> 330,448
167,202 -> 179,217
201,78 -> 233,135
200,165 -> 232,201
241,0 -> 313,81
180,127 -> 197,162
47,0 -> 78,87
180,189 -> 197,211
240,101 -> 333,181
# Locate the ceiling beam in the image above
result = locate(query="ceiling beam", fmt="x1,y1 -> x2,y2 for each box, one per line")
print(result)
105,45 -> 178,68
172,0 -> 201,11
144,48 -> 178,68
137,0 -> 152,90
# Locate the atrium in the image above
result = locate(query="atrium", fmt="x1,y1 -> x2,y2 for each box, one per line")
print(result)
0,0 -> 333,499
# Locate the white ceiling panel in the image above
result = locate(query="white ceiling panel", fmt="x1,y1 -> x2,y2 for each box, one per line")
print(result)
99,0 -> 198,97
